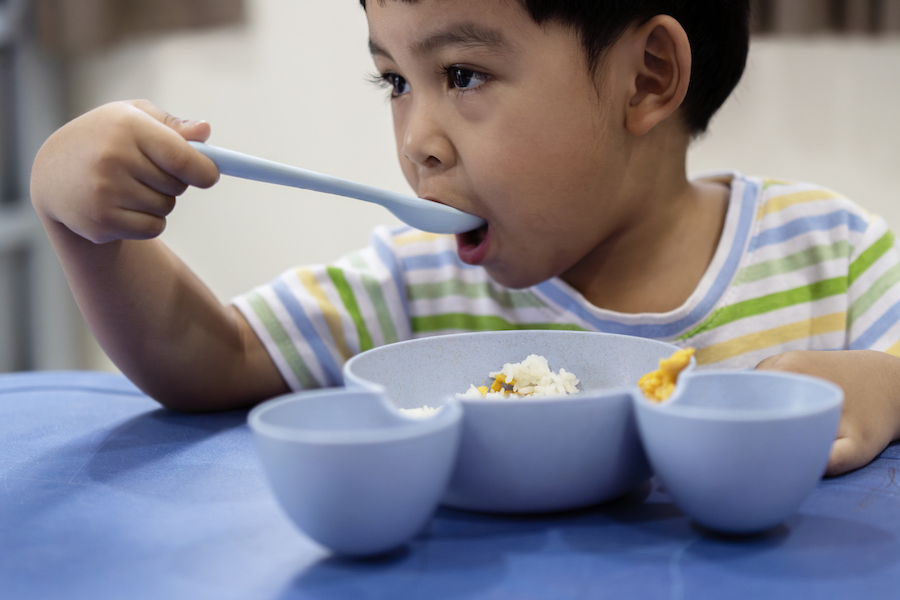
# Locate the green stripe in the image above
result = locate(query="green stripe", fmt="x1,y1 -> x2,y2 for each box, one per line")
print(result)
327,267 -> 374,352
412,313 -> 584,333
848,231 -> 894,287
848,262 -> 900,327
733,242 -> 850,286
680,277 -> 847,340
408,280 -> 546,309
247,292 -> 318,389
348,255 -> 399,344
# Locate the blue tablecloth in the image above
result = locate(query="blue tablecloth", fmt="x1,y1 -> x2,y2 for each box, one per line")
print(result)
1,371 -> 899,599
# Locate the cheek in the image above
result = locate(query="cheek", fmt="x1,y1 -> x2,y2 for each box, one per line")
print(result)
471,112 -> 609,216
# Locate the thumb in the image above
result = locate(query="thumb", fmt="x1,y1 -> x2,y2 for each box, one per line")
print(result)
127,99 -> 211,142
171,118 -> 211,143
825,436 -> 865,476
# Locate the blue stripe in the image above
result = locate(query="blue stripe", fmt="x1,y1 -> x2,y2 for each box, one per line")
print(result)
535,176 -> 760,339
402,250 -> 479,271
272,278 -> 343,386
749,210 -> 868,251
371,232 -> 410,322
850,298 -> 900,350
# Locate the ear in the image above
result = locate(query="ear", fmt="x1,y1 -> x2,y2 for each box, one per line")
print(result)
623,15 -> 691,137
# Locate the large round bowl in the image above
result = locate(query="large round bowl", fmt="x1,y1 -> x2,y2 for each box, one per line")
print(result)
343,330 -> 686,513
249,388 -> 462,555
634,370 -> 843,534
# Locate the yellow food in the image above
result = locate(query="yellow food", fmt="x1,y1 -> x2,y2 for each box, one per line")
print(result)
638,348 -> 695,401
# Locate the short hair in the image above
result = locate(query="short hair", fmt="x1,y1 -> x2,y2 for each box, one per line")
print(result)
359,1 -> 751,135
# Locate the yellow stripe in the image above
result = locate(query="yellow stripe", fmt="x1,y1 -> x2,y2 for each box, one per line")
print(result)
394,231 -> 448,246
885,339 -> 900,358
297,268 -> 353,360
695,312 -> 846,365
757,189 -> 842,221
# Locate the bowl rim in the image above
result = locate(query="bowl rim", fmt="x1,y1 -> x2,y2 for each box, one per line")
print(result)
248,388 -> 463,445
637,370 -> 844,421
342,330 -> 686,396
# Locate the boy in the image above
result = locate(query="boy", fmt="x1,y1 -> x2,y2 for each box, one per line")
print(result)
29,0 -> 900,477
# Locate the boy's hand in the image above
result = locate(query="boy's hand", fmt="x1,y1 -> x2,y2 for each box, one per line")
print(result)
31,99 -> 220,244
755,350 -> 900,476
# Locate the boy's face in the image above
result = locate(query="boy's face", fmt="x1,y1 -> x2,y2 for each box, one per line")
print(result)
367,0 -> 633,288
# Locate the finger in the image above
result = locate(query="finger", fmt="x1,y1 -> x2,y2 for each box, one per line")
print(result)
86,179 -> 176,239
132,118 -> 220,189
825,437 -> 867,476
89,148 -> 181,218
97,179 -> 173,239
71,203 -> 169,245
131,156 -> 191,199
112,208 -> 170,241
120,185 -> 177,220
754,355 -> 781,370
123,102 -> 219,189
128,99 -> 212,142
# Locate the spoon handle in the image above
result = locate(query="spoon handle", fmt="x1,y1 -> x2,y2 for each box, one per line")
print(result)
189,141 -> 412,208
188,141 -> 485,234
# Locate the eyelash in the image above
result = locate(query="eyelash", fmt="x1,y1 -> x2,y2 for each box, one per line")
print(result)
367,66 -> 491,99
367,72 -> 407,98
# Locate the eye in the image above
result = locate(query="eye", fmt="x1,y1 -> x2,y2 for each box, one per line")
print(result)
447,67 -> 489,91
384,73 -> 410,97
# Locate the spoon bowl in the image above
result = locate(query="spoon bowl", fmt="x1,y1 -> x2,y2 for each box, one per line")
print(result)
189,142 -> 485,234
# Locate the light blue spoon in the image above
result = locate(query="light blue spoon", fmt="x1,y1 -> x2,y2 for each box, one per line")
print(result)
189,142 -> 485,235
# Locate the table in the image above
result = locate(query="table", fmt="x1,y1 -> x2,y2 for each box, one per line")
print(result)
2,371 -> 899,600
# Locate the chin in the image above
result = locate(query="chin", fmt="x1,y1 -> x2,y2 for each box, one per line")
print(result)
485,267 -> 550,290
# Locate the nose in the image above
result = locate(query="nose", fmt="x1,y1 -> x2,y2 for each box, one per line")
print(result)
401,98 -> 456,171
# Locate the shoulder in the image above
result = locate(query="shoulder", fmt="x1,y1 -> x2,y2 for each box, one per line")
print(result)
742,176 -> 886,256
755,177 -> 874,230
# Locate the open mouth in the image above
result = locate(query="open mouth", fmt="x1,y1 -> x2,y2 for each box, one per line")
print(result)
458,223 -> 487,246
455,222 -> 490,265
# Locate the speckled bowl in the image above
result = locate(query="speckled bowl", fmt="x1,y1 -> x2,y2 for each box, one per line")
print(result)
343,330 -> 687,513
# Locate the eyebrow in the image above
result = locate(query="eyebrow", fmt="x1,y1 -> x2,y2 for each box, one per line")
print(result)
369,22 -> 508,60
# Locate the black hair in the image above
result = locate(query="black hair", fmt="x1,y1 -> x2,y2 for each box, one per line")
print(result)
359,1 -> 750,135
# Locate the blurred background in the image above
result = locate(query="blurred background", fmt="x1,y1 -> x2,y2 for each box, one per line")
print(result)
1,0 -> 899,373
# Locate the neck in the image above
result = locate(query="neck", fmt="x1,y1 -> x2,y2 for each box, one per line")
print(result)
561,124 -> 729,314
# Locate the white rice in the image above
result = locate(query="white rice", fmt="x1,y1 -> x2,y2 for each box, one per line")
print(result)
399,406 -> 441,418
457,354 -> 580,399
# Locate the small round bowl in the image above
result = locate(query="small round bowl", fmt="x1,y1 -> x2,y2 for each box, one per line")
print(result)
343,330 -> 686,513
248,388 -> 462,556
634,370 -> 843,534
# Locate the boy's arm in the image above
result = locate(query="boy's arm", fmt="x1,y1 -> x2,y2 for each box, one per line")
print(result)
31,100 -> 289,410
756,350 -> 900,475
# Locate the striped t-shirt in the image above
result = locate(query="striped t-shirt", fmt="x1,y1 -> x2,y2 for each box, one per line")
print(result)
233,171 -> 900,391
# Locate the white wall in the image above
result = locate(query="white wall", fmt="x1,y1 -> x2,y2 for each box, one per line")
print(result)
690,36 -> 900,229
65,1 -> 900,371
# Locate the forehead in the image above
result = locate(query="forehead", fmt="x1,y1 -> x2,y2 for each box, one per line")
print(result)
366,0 -> 534,58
